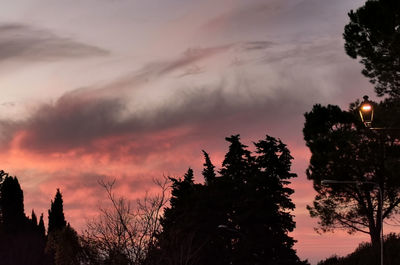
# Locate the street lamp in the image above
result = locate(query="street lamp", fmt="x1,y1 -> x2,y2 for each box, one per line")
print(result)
323,96 -> 386,264
321,180 -> 383,265
359,95 -> 374,128
358,95 -> 384,265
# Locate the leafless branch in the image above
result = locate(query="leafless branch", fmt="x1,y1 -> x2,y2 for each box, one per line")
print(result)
83,176 -> 171,265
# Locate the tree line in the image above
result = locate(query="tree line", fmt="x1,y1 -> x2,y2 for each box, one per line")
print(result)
0,134 -> 308,265
0,170 -> 81,265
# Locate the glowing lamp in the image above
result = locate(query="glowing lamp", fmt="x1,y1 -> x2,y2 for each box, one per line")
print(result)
359,95 -> 374,127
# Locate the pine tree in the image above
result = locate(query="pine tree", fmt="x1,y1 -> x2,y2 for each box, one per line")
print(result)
48,189 -> 67,234
202,150 -> 216,184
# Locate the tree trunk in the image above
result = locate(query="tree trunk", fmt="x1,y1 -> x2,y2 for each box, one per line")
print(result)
370,229 -> 381,248
370,227 -> 382,265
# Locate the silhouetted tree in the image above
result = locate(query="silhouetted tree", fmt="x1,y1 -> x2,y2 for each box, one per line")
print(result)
152,169 -> 219,265
202,150 -> 216,184
304,102 -> 400,248
83,178 -> 170,265
150,135 -> 307,265
184,167 -> 194,183
344,0 -> 400,97
46,189 -> 69,265
0,172 -> 47,265
318,233 -> 400,265
48,189 -> 67,234
38,213 -> 46,237
219,134 -> 253,182
31,210 -> 38,226
46,224 -> 85,265
0,175 -> 26,233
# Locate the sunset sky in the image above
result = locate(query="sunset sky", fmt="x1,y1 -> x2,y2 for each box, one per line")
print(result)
0,0 -> 395,264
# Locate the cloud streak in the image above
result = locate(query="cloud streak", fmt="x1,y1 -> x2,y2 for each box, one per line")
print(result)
0,33 -> 359,157
0,80 -> 309,156
0,23 -> 108,63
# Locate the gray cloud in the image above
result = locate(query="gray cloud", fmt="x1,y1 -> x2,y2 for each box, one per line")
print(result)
137,45 -> 233,78
0,77 -> 311,157
241,41 -> 275,51
72,41 -> 276,98
0,23 -> 108,62
0,31 -> 368,159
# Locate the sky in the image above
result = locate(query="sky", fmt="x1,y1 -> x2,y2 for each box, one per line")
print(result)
0,0 -> 395,264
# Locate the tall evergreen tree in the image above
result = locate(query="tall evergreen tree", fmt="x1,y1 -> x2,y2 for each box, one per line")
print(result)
31,210 -> 38,226
183,167 -> 194,183
0,176 -> 26,232
46,224 -> 85,265
219,135 -> 253,183
48,189 -> 67,234
38,213 -> 46,237
247,136 -> 299,264
202,150 -> 216,184
0,173 -> 47,265
150,134 -> 307,265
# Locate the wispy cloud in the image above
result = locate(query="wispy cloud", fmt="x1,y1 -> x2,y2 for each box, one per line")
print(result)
73,44 -> 234,97
0,78 -> 310,157
0,23 -> 108,63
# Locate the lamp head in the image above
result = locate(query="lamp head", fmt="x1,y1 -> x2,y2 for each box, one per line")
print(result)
359,95 -> 373,127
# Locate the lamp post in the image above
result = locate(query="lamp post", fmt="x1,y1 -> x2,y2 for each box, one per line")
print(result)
321,180 -> 383,265
357,95 -> 384,265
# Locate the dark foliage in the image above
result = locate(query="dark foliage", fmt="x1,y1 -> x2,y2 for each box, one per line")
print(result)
48,188 -> 67,234
46,224 -> 86,265
202,150 -> 216,185
0,175 -> 26,232
344,0 -> 400,97
303,100 -> 400,247
0,171 -> 47,265
318,233 -> 400,265
0,170 -> 87,265
148,135 -> 308,265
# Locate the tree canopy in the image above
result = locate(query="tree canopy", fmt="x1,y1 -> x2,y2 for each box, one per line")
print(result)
303,101 -> 400,247
344,0 -> 400,97
150,134 -> 307,265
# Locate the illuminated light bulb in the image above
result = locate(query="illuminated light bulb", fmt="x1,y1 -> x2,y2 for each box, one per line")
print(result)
361,104 -> 372,112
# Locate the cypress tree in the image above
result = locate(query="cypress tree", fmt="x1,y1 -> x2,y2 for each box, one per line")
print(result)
38,214 -> 45,237
48,189 -> 67,234
0,173 -> 47,265
31,210 -> 38,227
0,176 -> 26,233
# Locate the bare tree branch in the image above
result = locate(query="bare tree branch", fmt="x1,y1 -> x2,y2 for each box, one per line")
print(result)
83,176 -> 171,265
